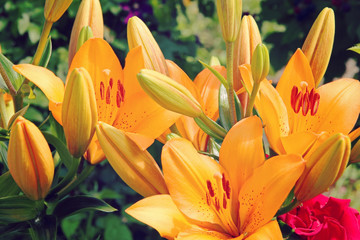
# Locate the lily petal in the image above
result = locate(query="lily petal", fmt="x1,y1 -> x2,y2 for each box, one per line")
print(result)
246,221 -> 282,240
162,138 -> 238,236
220,116 -> 264,202
176,229 -> 232,240
238,154 -> 304,234
310,78 -> 360,135
280,131 -> 318,156
13,64 -> 64,123
126,194 -> 193,239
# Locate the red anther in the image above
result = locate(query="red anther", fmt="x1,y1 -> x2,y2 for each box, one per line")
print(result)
290,86 -> 299,110
109,78 -> 113,89
118,80 -> 125,99
116,91 -> 122,108
215,197 -> 220,211
221,173 -> 226,191
100,82 -> 105,100
223,193 -> 227,209
106,86 -> 111,104
225,180 -> 231,199
206,192 -> 211,206
294,92 -> 303,113
302,91 -> 310,116
311,93 -> 320,115
309,88 -> 314,102
206,180 -> 215,197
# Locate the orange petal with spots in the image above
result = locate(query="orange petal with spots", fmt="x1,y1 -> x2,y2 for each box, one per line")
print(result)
246,221 -> 282,240
309,78 -> 360,135
194,66 -> 225,121
238,154 -> 304,234
220,116 -> 265,204
113,91 -> 180,149
162,138 -> 239,236
126,194 -> 193,239
69,38 -> 124,125
13,64 -> 64,123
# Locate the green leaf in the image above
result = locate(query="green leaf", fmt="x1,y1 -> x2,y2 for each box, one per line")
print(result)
42,131 -> 72,170
199,60 -> 228,87
28,23 -> 41,44
348,44 -> 360,55
0,142 -> 8,168
104,215 -> 132,240
61,214 -> 84,239
0,53 -> 24,91
218,84 -> 242,131
38,37 -> 52,68
0,172 -> 21,197
53,196 -> 117,219
7,104 -> 29,130
0,196 -> 40,224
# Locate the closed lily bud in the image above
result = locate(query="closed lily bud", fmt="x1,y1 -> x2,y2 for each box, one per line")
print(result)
76,26 -> 94,52
350,140 -> 360,163
295,133 -> 350,202
68,0 -> 103,65
8,117 -> 54,200
127,16 -> 169,75
44,0 -> 73,23
96,122 -> 168,197
251,43 -> 270,84
302,8 -> 335,86
216,0 -> 242,42
137,69 -> 202,118
233,15 -> 261,91
62,67 -> 97,158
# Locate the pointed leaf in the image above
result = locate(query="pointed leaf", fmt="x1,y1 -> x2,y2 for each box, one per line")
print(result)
348,44 -> 360,55
199,60 -> 227,87
53,196 -> 117,219
0,196 -> 39,224
218,84 -> 242,131
42,131 -> 72,170
7,104 -> 29,130
0,172 -> 21,197
0,53 -> 23,91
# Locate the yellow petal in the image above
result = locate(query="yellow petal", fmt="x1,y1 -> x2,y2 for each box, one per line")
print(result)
219,116 -> 265,202
176,229 -> 232,240
84,134 -> 105,164
69,38 -> 124,125
246,221 -> 282,240
280,131 -> 318,156
13,64 -> 64,123
126,194 -> 193,239
162,138 -> 238,236
310,78 -> 360,135
96,122 -> 168,197
239,154 -> 304,234
123,45 -> 145,97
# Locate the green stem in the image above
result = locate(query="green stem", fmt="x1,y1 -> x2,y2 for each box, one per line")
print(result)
198,113 -> 227,138
225,41 -> 236,125
245,82 -> 260,118
276,199 -> 300,216
32,20 -> 53,66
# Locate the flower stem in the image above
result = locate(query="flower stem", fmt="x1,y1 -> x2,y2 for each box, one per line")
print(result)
225,41 -> 236,125
276,199 -> 300,216
245,82 -> 260,117
32,20 -> 53,66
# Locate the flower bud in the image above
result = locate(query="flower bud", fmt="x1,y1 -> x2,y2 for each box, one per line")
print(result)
233,15 -> 261,91
76,26 -> 94,52
44,0 -> 73,23
96,122 -> 168,197
68,0 -> 103,65
295,133 -> 350,202
62,67 -> 97,158
137,69 -> 202,118
127,16 -> 169,75
216,0 -> 242,42
350,140 -> 360,163
8,117 -> 54,200
302,8 -> 335,86
251,43 -> 270,84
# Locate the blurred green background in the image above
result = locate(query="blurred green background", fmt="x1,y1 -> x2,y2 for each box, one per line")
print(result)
0,0 -> 360,239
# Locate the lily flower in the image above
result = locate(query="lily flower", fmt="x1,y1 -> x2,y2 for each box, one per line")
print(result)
13,38 -> 180,164
126,116 -> 305,239
240,49 -> 360,156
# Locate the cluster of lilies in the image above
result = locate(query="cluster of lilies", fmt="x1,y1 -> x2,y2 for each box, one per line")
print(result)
1,0 -> 360,239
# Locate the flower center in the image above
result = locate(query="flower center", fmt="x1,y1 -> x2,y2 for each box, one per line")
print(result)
99,78 -> 125,108
290,81 -> 320,116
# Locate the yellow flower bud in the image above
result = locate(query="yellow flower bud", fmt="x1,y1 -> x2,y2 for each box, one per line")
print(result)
295,133 -> 350,202
216,0 -> 242,42
251,43 -> 270,84
62,67 -> 97,158
137,69 -> 202,118
96,122 -> 168,197
8,117 -> 54,200
350,140 -> 360,163
233,15 -> 261,91
44,0 -> 73,23
68,0 -> 103,65
127,16 -> 169,75
302,8 -> 335,86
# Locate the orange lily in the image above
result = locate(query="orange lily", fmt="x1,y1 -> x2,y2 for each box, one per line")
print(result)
13,38 -> 180,164
240,49 -> 360,156
126,116 -> 305,239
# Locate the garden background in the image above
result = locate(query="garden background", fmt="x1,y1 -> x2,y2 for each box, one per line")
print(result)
0,0 -> 359,239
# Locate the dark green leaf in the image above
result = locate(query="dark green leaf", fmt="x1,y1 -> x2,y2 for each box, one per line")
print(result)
104,215 -> 132,240
0,142 -> 8,168
29,215 -> 57,240
0,172 -> 21,197
42,131 -> 72,170
0,196 -> 40,224
53,196 -> 117,219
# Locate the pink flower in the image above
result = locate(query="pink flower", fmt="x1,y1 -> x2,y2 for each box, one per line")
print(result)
278,194 -> 360,239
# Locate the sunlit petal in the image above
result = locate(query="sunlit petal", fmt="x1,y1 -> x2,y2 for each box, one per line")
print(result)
245,221 -> 282,240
